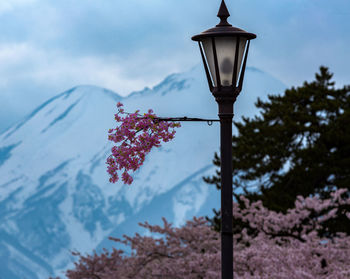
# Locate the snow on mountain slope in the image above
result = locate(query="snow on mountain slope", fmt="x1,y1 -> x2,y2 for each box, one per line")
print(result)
0,65 -> 286,278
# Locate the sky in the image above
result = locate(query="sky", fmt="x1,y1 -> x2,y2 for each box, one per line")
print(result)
0,0 -> 349,131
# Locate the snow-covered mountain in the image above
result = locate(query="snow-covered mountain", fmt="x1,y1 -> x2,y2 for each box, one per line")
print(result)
0,65 -> 286,278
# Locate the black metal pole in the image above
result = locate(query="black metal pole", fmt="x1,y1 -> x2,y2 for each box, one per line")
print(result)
218,100 -> 234,279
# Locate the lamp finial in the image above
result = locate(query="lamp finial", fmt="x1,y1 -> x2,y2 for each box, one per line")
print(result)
217,0 -> 231,26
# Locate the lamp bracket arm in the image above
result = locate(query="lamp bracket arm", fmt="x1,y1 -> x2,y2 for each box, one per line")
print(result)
136,116 -> 230,126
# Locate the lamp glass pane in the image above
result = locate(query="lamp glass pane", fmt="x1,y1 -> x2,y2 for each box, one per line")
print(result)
202,37 -> 247,87
235,38 -> 247,85
202,38 -> 216,87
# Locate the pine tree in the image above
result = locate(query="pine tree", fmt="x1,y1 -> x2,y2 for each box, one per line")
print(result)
204,66 -> 350,236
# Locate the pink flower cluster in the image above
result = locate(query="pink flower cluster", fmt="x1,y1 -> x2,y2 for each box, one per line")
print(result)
59,189 -> 350,279
106,102 -> 181,185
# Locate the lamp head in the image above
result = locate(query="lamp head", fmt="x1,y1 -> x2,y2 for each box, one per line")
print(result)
192,0 -> 256,99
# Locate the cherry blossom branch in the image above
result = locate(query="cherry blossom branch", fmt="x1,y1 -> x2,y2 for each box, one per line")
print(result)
107,102 -> 181,184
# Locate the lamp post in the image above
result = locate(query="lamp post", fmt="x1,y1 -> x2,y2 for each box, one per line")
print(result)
192,1 -> 256,278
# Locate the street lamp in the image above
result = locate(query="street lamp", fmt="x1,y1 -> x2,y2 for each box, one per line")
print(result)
192,1 -> 256,278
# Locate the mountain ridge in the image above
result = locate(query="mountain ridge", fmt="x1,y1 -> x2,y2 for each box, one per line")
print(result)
0,65 -> 287,278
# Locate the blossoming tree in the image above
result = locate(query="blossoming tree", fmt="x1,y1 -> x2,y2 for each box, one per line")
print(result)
56,188 -> 350,279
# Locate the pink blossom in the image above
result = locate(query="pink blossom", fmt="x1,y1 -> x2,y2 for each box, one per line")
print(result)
59,188 -> 350,279
106,103 -> 180,184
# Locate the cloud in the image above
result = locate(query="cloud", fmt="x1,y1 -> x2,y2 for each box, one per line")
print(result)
0,0 -> 349,130
0,43 -> 152,100
0,41 -> 198,101
0,0 -> 37,14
